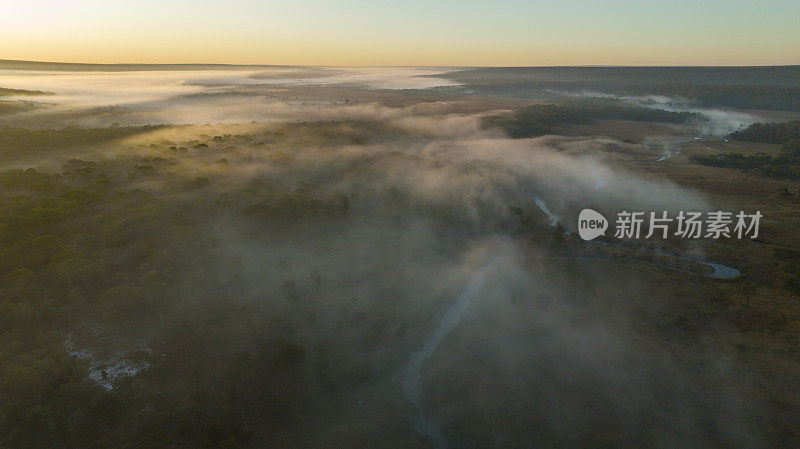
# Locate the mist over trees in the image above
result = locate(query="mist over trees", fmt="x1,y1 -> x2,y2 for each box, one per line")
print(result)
483,102 -> 704,138
442,66 -> 800,111
729,120 -> 800,143
1,66 -> 799,448
694,121 -> 800,181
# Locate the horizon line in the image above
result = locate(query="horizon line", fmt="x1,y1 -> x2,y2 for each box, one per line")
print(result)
2,59 -> 800,70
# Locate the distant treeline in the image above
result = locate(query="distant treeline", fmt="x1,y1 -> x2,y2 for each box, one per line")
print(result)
443,66 -> 800,111
483,105 -> 585,138
483,102 -> 703,138
695,121 -> 800,181
0,88 -> 51,116
0,101 -> 41,115
729,120 -> 800,143
0,87 -> 52,96
0,126 -> 162,162
695,148 -> 800,181
609,83 -> 800,112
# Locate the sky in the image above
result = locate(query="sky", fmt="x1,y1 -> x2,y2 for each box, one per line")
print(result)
1,0 -> 799,66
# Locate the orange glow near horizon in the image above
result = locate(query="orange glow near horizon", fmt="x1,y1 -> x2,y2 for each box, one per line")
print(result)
1,1 -> 799,67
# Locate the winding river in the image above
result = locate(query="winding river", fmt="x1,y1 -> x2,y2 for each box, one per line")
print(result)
400,262 -> 495,449
533,198 -> 741,279
399,197 -> 740,448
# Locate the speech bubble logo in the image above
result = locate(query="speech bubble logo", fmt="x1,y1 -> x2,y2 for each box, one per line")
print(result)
578,209 -> 608,241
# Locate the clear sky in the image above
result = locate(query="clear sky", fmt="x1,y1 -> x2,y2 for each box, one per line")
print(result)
2,0 -> 799,66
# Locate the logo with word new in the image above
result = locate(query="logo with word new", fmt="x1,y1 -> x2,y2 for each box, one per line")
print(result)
576,209 -> 762,241
578,209 -> 608,241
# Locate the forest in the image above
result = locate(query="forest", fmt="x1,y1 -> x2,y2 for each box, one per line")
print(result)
0,127 -> 431,448
442,66 -> 800,111
482,101 -> 703,138
1,65 -> 800,449
729,120 -> 800,143
695,121 -> 800,180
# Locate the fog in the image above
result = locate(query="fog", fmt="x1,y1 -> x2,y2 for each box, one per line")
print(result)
0,66 -> 785,449
0,67 -> 458,108
552,89 -> 761,136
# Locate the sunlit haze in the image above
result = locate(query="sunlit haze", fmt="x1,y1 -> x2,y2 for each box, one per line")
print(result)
2,0 -> 799,65
3,3 -> 800,449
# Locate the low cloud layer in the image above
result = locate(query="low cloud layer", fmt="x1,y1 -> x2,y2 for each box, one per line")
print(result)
1,67 -> 768,448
